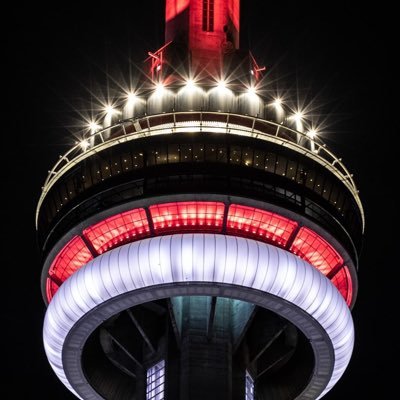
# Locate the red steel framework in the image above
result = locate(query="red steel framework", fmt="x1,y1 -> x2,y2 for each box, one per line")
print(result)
46,202 -> 353,305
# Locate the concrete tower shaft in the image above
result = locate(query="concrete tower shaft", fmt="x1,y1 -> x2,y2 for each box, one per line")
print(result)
165,0 -> 240,72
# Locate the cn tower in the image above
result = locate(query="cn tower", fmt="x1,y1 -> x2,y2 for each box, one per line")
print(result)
37,1 -> 364,399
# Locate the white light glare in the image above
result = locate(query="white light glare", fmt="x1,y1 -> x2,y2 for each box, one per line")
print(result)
272,98 -> 282,108
88,121 -> 101,133
247,86 -> 257,96
80,139 -> 90,151
185,79 -> 196,91
307,129 -> 318,139
126,92 -> 137,105
292,111 -> 304,122
104,105 -> 118,116
154,82 -> 165,96
217,80 -> 227,91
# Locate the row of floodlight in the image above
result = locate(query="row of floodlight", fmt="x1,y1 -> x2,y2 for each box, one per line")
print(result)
80,78 -> 319,149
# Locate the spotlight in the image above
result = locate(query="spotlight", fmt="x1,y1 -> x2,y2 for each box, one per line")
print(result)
126,92 -> 137,105
217,80 -> 227,91
155,82 -> 165,96
185,79 -> 196,91
247,86 -> 257,96
104,105 -> 118,116
272,98 -> 282,108
307,129 -> 318,139
292,111 -> 304,122
88,121 -> 101,133
80,140 -> 90,151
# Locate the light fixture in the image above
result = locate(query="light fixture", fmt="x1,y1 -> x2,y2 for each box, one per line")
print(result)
154,82 -> 165,96
185,78 -> 196,91
80,140 -> 90,151
292,111 -> 304,122
126,92 -> 137,105
272,98 -> 282,108
247,86 -> 257,96
307,129 -> 318,139
104,105 -> 118,116
217,80 -> 227,91
88,121 -> 101,133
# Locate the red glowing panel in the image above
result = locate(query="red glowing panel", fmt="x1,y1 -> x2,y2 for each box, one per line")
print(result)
83,208 -> 150,254
47,236 -> 93,300
166,0 -> 190,22
226,205 -> 298,247
150,202 -> 225,233
46,279 -> 59,302
290,227 -> 343,276
331,266 -> 353,306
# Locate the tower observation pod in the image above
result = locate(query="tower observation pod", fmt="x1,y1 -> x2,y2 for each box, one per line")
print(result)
37,1 -> 364,399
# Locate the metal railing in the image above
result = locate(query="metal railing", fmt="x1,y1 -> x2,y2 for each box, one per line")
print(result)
36,111 -> 365,231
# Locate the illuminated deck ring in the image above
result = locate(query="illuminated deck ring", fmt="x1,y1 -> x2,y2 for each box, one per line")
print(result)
44,234 -> 354,400
35,111 -> 364,231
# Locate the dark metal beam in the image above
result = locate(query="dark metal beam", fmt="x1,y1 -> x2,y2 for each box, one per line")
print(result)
126,309 -> 156,354
47,274 -> 63,287
104,329 -> 142,368
285,224 -> 302,251
144,207 -> 155,236
141,301 -> 166,316
207,297 -> 217,340
80,234 -> 99,257
327,262 -> 345,280
167,299 -> 181,349
233,306 -> 258,353
256,348 -> 294,379
221,203 -> 229,234
250,325 -> 287,365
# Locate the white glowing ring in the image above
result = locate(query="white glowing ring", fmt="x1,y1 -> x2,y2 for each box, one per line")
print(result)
44,234 -> 354,399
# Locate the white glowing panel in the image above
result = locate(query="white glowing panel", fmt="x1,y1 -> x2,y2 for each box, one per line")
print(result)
43,234 -> 354,399
147,360 -> 165,400
245,370 -> 255,400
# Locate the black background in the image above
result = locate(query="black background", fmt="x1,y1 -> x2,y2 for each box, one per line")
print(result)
2,1 -> 397,398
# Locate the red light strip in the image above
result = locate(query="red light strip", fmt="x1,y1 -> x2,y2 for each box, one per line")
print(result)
46,279 -> 59,303
289,227 -> 343,276
83,208 -> 150,254
150,202 -> 225,233
47,236 -> 93,301
331,266 -> 353,306
226,204 -> 298,247
46,202 -> 353,305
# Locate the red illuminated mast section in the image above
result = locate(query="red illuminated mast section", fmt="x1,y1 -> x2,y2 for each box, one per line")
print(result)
165,0 -> 240,74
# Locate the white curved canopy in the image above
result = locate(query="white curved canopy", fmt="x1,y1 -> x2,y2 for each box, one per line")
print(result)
44,234 -> 354,399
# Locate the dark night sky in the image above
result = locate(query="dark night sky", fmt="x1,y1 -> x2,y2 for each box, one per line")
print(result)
2,1 -> 398,398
